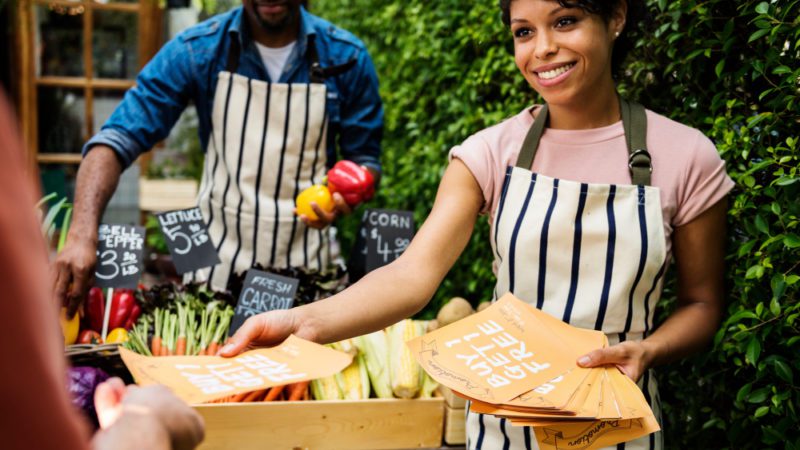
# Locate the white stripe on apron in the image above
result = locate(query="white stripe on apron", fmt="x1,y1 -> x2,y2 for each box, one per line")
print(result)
191,71 -> 334,291
468,101 -> 666,450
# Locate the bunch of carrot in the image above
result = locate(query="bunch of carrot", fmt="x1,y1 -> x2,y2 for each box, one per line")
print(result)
209,381 -> 311,403
124,296 -> 234,357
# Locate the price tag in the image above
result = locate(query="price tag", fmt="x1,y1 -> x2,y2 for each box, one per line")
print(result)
156,207 -> 221,274
229,269 -> 300,336
94,224 -> 145,289
361,209 -> 415,273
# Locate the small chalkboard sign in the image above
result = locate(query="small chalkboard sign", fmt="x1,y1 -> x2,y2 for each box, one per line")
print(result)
229,269 -> 300,336
348,209 -> 415,281
94,224 -> 145,289
156,207 -> 220,274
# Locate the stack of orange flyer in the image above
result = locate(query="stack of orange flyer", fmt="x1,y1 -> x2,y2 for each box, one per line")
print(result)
407,293 -> 660,450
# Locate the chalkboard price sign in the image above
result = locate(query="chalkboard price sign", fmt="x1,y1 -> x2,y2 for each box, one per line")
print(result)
156,207 -> 221,274
362,209 -> 415,273
229,269 -> 300,336
94,224 -> 145,289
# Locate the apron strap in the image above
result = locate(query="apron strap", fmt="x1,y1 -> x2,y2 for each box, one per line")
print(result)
308,34 -> 357,83
514,98 -> 652,186
226,35 -> 242,73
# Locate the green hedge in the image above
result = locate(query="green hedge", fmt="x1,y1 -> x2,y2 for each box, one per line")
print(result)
313,0 -> 800,447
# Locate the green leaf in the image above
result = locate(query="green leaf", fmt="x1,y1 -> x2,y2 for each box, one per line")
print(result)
755,1 -> 769,14
737,383 -> 753,403
715,59 -> 725,78
771,202 -> 781,215
772,66 -> 792,75
748,28 -> 770,43
774,360 -> 793,383
786,275 -> 800,285
755,215 -> 770,235
746,337 -> 762,365
769,299 -> 781,316
748,388 -> 769,403
775,177 -> 799,186
754,406 -> 770,418
783,234 -> 800,248
746,265 -> 765,279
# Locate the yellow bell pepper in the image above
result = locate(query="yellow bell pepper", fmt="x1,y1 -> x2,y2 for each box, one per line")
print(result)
106,327 -> 129,344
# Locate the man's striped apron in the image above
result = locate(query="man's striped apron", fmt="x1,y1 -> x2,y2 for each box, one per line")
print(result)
466,100 -> 665,450
189,37 -> 340,291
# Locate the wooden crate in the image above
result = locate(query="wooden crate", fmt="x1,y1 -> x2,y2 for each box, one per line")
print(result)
194,398 -> 444,450
443,405 -> 466,446
139,178 -> 198,212
438,387 -> 466,446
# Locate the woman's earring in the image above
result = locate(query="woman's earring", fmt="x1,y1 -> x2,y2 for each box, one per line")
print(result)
615,31 -> 620,38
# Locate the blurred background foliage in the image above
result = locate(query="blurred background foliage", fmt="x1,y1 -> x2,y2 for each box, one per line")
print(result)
312,0 -> 799,448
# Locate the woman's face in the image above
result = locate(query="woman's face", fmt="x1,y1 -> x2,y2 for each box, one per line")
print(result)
509,0 -> 624,108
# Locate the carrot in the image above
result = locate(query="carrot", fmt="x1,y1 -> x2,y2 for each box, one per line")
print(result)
176,337 -> 186,356
151,337 -> 162,357
206,342 -> 219,356
264,384 -> 286,401
229,392 -> 250,402
242,389 -> 267,402
287,381 -> 310,401
303,389 -> 309,401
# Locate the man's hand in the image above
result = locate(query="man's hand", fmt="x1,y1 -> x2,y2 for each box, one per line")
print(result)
220,308 -> 309,357
576,340 -> 656,382
95,378 -> 204,450
53,234 -> 98,317
297,192 -> 352,229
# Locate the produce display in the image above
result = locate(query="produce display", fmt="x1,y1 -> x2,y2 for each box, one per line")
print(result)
122,283 -> 235,357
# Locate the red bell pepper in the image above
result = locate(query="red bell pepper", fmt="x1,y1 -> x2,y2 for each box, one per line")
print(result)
77,329 -> 103,345
85,287 -> 106,333
109,289 -> 138,331
326,160 -> 375,207
123,303 -> 142,330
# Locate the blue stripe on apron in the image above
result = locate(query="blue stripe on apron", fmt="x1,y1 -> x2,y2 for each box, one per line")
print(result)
251,82 -> 272,267
624,185 -> 649,332
508,173 -> 537,294
205,75 -> 235,288
537,178 -> 559,309
228,79 -> 255,282
494,166 -> 514,263
643,261 -> 667,337
563,183 -> 589,323
500,418 -> 510,450
209,77 -> 250,287
642,370 -> 655,450
465,401 -> 471,450
287,85 -> 312,267
595,185 -> 617,330
476,412 -> 486,450
524,426 -> 532,450
270,84 -> 293,266
306,108 -> 327,270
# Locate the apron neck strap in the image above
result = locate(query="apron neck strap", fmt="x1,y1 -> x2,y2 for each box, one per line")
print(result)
225,32 -> 325,80
514,98 -> 652,186
226,35 -> 242,73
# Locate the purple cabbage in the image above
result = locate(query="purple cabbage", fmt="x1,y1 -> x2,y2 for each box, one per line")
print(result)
68,366 -> 110,428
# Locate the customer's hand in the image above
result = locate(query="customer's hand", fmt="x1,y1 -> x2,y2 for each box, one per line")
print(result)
95,378 -> 204,450
298,192 -> 352,229
576,340 -> 655,382
53,234 -> 97,317
220,308 -> 309,357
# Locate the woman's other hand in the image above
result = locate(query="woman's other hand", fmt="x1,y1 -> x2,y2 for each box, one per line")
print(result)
576,340 -> 657,382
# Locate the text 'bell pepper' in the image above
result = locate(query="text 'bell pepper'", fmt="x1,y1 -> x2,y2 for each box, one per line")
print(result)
326,160 -> 375,207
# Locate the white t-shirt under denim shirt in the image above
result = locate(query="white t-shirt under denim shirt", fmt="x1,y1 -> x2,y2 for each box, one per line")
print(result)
255,41 -> 297,82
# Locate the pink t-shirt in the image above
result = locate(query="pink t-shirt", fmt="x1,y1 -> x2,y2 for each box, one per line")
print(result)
450,106 -> 735,257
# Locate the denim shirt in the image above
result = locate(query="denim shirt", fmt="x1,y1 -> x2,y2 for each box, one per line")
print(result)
83,6 -> 383,172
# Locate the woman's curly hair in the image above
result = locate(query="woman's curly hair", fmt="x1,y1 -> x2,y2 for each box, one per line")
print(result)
498,0 -> 646,76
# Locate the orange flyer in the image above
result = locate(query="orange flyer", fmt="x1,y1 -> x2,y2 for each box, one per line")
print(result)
119,335 -> 352,404
407,294 -> 580,402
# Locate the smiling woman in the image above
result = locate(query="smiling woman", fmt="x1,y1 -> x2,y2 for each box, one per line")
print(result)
220,1 -> 734,449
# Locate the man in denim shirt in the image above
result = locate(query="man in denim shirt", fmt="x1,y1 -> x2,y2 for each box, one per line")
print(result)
55,0 -> 383,307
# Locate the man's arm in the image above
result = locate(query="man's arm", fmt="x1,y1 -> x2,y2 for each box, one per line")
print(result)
55,146 -> 122,315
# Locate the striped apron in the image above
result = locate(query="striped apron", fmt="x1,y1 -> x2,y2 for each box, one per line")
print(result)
189,37 -> 341,291
466,100 -> 665,450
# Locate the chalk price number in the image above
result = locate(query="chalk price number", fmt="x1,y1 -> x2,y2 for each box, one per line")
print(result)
94,224 -> 145,289
156,208 -> 220,274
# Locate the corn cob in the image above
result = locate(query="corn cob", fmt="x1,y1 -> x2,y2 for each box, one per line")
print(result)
311,375 -> 342,400
389,319 -> 425,399
356,331 -> 393,398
